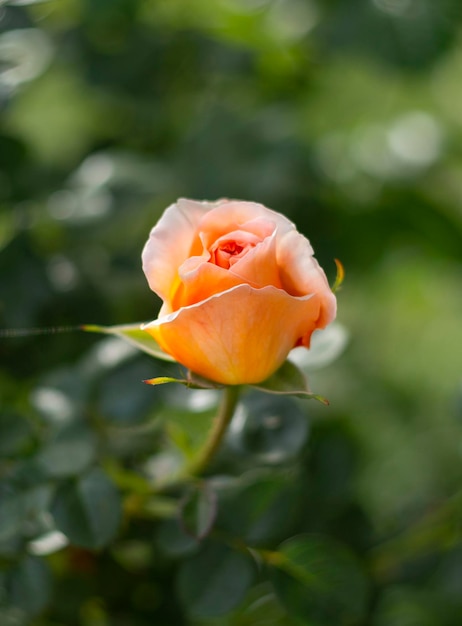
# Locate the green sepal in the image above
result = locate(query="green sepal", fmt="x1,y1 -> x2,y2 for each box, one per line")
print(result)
253,360 -> 329,404
82,322 -> 175,362
144,373 -> 222,390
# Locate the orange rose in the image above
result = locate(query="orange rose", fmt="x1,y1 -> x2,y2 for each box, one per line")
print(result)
142,199 -> 336,385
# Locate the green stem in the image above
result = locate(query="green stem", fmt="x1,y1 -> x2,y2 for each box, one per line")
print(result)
187,385 -> 241,477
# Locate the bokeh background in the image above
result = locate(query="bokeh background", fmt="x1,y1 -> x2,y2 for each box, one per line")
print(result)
1,0 -> 462,624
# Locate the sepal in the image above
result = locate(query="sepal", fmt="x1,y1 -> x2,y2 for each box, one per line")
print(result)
82,323 -> 175,362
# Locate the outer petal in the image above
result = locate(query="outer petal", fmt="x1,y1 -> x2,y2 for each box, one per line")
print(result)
142,284 -> 321,385
198,201 -> 295,249
141,199 -> 211,303
277,230 -> 337,330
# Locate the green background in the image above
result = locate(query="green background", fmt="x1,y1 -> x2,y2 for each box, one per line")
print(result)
1,0 -> 462,624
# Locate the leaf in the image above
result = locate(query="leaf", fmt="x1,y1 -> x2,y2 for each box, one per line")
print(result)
0,412 -> 34,458
270,535 -> 369,625
179,482 -> 218,541
156,518 -> 200,558
82,323 -> 175,362
51,468 -> 122,549
0,484 -> 55,547
35,423 -> 97,478
215,472 -> 300,546
0,484 -> 24,542
97,358 -> 159,425
7,555 -> 52,616
178,539 -> 256,619
253,360 -> 328,404
227,392 -> 309,463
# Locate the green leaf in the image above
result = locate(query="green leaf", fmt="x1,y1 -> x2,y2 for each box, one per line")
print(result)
215,472 -> 300,546
156,518 -> 200,558
82,323 -> 175,362
7,555 -> 52,616
0,484 -> 55,551
0,413 -> 34,458
97,357 -> 160,425
51,467 -> 122,549
228,392 -> 309,463
35,423 -> 97,478
253,360 -> 328,404
179,482 -> 217,540
201,582 -> 302,626
178,539 -> 256,619
0,485 -> 24,542
270,535 -> 369,625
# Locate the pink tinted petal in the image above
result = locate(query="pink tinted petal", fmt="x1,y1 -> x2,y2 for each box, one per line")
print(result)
210,229 -> 263,269
212,229 -> 262,249
143,284 -> 320,385
229,231 -> 283,289
142,199 -> 210,302
198,201 -> 293,249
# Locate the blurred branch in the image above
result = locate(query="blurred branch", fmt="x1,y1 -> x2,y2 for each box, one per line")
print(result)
369,491 -> 462,581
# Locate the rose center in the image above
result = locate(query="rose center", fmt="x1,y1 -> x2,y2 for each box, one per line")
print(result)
212,241 -> 251,269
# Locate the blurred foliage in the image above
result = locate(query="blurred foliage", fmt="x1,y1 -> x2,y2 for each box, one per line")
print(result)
1,0 -> 462,623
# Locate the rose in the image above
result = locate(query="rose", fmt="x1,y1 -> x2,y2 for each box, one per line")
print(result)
142,198 -> 336,385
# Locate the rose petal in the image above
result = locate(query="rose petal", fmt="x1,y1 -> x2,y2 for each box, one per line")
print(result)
171,261 -> 246,310
277,230 -> 315,296
142,199 -> 211,303
198,201 -> 293,249
277,230 -> 337,328
229,230 -> 283,289
142,284 -> 321,385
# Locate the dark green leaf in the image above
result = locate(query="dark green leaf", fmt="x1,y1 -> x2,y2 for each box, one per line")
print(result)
51,468 -> 121,549
178,540 -> 256,619
35,423 -> 97,478
179,482 -> 217,540
216,472 -> 300,546
0,485 -> 24,542
7,555 -> 52,616
97,357 -> 160,424
0,413 -> 34,458
228,392 -> 309,463
270,535 -> 369,625
156,518 -> 200,558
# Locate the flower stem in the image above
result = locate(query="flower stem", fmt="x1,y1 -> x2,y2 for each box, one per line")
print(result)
187,385 -> 241,477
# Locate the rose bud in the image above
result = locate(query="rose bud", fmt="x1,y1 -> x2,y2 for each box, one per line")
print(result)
142,199 -> 336,385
